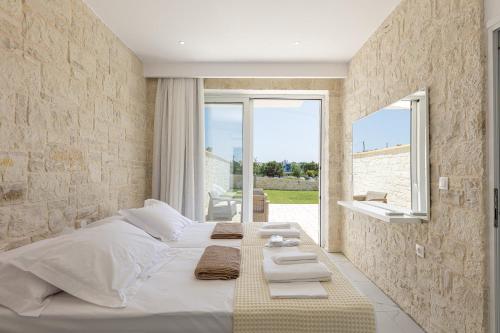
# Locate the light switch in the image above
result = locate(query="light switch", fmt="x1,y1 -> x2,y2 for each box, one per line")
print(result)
439,177 -> 448,190
416,244 -> 425,258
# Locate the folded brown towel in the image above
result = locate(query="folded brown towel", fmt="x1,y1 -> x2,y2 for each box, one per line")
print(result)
211,222 -> 243,239
195,245 -> 241,280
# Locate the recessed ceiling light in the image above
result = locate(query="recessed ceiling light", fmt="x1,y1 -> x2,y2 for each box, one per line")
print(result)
293,41 -> 301,45
178,40 -> 185,45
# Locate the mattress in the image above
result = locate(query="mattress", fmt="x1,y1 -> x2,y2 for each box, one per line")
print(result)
0,248 -> 234,333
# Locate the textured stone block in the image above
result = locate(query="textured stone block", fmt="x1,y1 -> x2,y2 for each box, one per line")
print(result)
7,203 -> 48,238
0,182 -> 26,205
0,152 -> 27,182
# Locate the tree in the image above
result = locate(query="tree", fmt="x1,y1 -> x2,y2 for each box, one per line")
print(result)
306,169 -> 318,178
231,160 -> 242,175
301,161 -> 319,178
291,163 -> 302,178
253,162 -> 263,176
262,161 -> 283,178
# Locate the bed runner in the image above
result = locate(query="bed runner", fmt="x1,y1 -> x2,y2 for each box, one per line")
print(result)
234,243 -> 376,333
242,222 -> 316,246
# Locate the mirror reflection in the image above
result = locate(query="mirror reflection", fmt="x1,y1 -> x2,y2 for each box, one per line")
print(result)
352,101 -> 412,209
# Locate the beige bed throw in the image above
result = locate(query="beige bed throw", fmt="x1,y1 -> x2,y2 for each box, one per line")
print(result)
234,245 -> 376,333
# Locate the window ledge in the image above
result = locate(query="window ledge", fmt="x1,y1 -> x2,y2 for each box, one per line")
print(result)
337,201 -> 424,224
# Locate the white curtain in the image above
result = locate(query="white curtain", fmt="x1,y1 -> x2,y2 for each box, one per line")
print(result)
152,78 -> 205,222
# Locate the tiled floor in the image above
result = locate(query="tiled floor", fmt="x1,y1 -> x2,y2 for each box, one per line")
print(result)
326,253 -> 426,333
268,204 -> 319,243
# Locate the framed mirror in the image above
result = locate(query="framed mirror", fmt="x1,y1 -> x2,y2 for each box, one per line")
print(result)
352,89 -> 429,218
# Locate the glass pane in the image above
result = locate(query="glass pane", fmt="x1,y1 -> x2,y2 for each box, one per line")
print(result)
204,103 -> 243,222
352,102 -> 411,209
252,99 -> 321,243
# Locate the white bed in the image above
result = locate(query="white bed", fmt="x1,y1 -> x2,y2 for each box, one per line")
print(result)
88,217 -> 242,249
165,222 -> 241,248
0,248 -> 235,333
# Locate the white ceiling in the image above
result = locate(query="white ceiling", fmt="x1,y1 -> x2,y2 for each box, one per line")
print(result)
84,0 -> 401,77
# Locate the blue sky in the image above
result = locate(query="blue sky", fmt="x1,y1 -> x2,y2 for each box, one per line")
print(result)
352,106 -> 411,153
205,100 -> 321,163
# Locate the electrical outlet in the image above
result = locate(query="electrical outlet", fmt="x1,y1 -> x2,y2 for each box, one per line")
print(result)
439,177 -> 449,190
416,244 -> 425,258
76,219 -> 88,229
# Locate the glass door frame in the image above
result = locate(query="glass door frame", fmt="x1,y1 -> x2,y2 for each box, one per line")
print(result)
204,96 -> 253,223
205,90 -> 329,247
491,25 -> 500,333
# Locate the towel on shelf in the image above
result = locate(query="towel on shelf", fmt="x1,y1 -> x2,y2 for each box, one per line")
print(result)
262,257 -> 331,282
261,222 -> 291,229
268,282 -> 328,299
258,228 -> 300,238
272,251 -> 318,265
194,245 -> 241,280
211,223 -> 243,239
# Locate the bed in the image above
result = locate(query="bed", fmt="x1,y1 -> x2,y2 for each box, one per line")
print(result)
166,222 -> 242,248
0,248 -> 235,333
0,222 -> 375,333
88,217 -> 242,249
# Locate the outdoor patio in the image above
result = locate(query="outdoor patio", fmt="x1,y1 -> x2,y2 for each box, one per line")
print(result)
223,203 -> 320,243
268,204 -> 319,243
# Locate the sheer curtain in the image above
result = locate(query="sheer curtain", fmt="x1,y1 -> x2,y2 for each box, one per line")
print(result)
152,78 -> 205,222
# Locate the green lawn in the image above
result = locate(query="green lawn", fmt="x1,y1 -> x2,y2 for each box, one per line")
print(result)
264,190 -> 319,204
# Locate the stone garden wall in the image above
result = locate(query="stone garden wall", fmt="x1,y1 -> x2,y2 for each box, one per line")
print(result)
353,145 -> 410,208
0,0 -> 152,250
255,177 -> 318,191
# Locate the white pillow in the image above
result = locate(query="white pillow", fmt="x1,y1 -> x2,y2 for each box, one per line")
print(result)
144,199 -> 195,226
0,246 -> 60,317
85,215 -> 126,229
119,202 -> 191,241
7,220 -> 173,308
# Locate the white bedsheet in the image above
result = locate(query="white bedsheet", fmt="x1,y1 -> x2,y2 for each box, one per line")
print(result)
89,218 -> 241,249
165,223 -> 242,248
0,248 -> 234,333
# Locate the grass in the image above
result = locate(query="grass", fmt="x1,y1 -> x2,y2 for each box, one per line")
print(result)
264,190 -> 319,204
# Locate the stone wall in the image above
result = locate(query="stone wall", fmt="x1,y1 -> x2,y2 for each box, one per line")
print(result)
204,151 -> 231,210
255,177 -> 318,191
204,78 -> 344,251
341,0 -> 487,332
353,145 -> 410,209
0,0 -> 152,250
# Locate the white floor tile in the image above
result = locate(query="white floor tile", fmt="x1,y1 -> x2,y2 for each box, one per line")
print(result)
352,281 -> 397,307
325,253 -> 426,333
331,261 -> 372,283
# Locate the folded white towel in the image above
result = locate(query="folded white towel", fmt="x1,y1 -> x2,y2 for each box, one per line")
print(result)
263,257 -> 331,282
261,223 -> 291,229
272,251 -> 318,265
269,282 -> 328,299
265,238 -> 301,247
258,228 -> 300,238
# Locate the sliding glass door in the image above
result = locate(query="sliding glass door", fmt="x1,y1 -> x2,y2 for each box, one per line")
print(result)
252,99 -> 321,243
204,94 -> 323,244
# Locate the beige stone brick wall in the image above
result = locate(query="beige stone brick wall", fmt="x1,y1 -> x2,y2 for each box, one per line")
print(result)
341,0 -> 487,332
203,78 -> 344,251
0,0 -> 152,250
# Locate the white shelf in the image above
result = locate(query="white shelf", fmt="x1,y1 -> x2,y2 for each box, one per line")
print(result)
337,201 -> 424,224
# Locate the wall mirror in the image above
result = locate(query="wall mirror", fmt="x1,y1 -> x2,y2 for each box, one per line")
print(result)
352,89 -> 429,218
